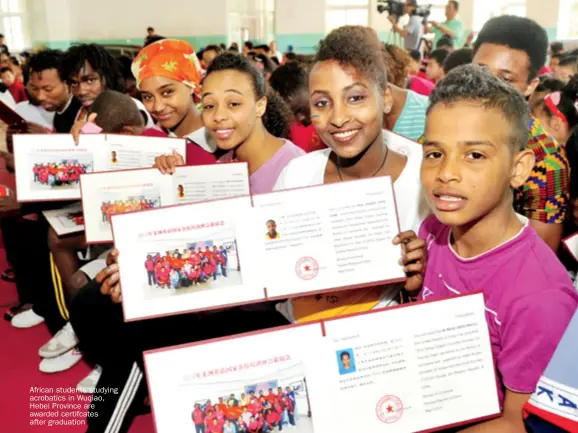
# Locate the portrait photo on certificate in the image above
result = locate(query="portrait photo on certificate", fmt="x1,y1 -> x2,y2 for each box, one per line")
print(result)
13,133 -> 185,201
143,294 -> 500,433
81,163 -> 250,243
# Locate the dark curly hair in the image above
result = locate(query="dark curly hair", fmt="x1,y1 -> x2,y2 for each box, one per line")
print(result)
204,53 -> 291,138
429,64 -> 530,152
61,44 -> 124,92
269,62 -> 307,100
473,15 -> 548,81
382,44 -> 411,87
315,25 -> 388,91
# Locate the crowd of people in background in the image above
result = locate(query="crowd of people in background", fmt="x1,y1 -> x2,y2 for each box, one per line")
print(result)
32,160 -> 89,187
0,1 -> 577,432
192,387 -> 297,433
144,245 -> 229,290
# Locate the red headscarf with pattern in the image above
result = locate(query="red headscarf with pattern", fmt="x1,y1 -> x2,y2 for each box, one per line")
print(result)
132,39 -> 203,99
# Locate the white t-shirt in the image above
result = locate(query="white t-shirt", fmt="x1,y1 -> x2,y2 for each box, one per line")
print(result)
273,130 -> 430,322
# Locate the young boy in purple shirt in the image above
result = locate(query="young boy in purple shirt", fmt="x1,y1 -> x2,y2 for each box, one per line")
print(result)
418,64 -> 578,431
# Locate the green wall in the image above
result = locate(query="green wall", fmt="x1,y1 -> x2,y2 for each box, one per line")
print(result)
275,33 -> 324,54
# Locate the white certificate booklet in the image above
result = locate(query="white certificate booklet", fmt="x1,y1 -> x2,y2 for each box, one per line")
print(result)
13,133 -> 186,202
81,162 -> 250,244
144,293 -> 500,433
42,202 -> 84,236
112,176 -> 406,321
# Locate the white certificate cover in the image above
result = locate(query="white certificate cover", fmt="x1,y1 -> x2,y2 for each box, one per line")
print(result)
112,176 -> 406,322
81,162 -> 250,244
144,293 -> 500,433
42,203 -> 84,236
13,134 -> 185,202
112,195 -> 261,321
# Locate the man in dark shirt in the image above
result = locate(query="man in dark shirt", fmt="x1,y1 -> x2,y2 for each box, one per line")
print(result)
2,50 -> 81,336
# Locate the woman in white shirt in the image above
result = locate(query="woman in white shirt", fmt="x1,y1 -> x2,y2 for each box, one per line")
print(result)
274,25 -> 429,324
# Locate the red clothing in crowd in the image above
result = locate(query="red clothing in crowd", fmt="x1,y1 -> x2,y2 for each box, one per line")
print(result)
192,408 -> 204,425
288,122 -> 326,153
7,80 -> 27,103
408,74 -> 434,96
266,411 -> 280,425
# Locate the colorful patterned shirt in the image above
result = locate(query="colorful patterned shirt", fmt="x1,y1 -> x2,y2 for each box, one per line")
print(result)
515,117 -> 569,223
419,117 -> 570,223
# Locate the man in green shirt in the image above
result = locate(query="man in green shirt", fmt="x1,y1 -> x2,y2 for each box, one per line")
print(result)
427,0 -> 466,49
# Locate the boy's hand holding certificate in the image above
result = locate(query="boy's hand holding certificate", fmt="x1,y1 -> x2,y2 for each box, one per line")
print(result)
111,176 -> 407,321
144,293 -> 500,433
13,134 -> 185,201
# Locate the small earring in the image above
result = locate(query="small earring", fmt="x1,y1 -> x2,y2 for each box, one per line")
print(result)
385,105 -> 391,113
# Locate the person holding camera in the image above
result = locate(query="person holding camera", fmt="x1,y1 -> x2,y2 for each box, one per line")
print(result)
388,0 -> 424,51
426,0 -> 465,49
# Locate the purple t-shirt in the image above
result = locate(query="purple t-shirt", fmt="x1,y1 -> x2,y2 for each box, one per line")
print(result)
219,140 -> 305,194
418,215 -> 578,407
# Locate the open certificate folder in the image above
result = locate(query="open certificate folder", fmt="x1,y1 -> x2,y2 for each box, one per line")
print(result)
13,134 -> 185,202
42,203 -> 84,236
80,162 -> 250,244
144,293 -> 500,433
112,176 -> 406,322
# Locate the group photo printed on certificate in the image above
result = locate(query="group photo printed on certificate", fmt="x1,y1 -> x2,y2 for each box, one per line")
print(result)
111,176 -> 407,321
13,133 -> 185,201
81,162 -> 250,243
42,202 -> 85,236
144,294 -> 501,433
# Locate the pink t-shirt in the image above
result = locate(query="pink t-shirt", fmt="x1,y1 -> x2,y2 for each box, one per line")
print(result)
219,140 -> 305,194
408,75 -> 435,97
418,215 -> 578,407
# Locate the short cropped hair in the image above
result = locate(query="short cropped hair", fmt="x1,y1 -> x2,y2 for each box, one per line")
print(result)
428,49 -> 450,66
89,90 -> 145,133
28,50 -> 66,81
443,48 -> 473,74
473,15 -> 548,81
428,64 -> 530,152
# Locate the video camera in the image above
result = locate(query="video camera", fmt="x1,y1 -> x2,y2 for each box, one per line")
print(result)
377,0 -> 432,22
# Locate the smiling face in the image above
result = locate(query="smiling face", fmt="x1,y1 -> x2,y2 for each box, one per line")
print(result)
421,101 -> 530,227
140,76 -> 195,130
201,69 -> 266,151
309,60 -> 391,160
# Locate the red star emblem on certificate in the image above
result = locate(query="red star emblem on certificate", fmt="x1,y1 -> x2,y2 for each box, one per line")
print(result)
387,405 -> 393,413
304,265 -> 311,271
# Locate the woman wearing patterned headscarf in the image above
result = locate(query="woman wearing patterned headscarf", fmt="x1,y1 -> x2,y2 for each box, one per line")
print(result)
133,39 -> 217,165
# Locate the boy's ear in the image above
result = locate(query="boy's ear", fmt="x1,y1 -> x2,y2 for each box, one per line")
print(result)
523,77 -> 540,98
120,125 -> 142,135
511,149 -> 535,189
